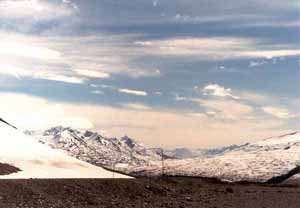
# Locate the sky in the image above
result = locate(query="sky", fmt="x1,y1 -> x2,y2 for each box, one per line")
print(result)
0,0 -> 299,148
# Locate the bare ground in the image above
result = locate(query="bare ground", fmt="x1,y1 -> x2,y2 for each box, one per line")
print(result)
0,177 -> 299,208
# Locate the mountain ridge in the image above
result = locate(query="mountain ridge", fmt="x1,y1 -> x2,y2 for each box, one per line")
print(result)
25,126 -> 165,171
0,121 -> 130,178
27,126 -> 300,183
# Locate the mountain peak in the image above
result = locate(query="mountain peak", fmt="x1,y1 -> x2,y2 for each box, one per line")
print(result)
0,120 -> 129,178
27,127 -> 163,171
121,135 -> 137,148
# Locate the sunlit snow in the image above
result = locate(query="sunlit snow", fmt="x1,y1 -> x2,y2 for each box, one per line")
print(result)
0,121 -> 131,179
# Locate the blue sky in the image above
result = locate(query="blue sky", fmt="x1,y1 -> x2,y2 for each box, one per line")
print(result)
0,0 -> 299,148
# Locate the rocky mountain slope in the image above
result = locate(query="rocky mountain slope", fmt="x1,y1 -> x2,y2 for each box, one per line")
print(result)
0,119 -> 129,178
135,131 -> 300,183
25,126 -> 243,173
27,126 -> 300,183
25,126 -> 164,172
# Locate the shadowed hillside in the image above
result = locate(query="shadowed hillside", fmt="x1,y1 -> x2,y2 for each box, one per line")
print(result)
0,163 -> 21,175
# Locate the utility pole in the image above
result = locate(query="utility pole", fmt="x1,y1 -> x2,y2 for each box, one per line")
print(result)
130,149 -> 133,165
161,148 -> 164,177
112,162 -> 115,179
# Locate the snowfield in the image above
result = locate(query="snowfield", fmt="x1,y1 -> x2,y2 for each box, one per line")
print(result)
0,120 -> 130,179
133,131 -> 300,183
28,125 -> 300,183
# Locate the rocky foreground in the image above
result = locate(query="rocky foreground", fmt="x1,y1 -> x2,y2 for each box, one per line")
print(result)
0,177 -> 299,208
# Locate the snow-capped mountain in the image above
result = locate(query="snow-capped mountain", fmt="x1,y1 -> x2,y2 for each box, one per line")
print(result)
27,126 -> 300,183
134,131 -> 300,183
25,126 -> 164,174
0,119 -> 130,179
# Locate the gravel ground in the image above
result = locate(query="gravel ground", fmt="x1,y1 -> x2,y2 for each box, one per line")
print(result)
0,177 -> 299,208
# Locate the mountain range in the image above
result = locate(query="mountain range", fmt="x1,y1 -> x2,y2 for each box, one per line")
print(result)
26,126 -> 300,184
132,131 -> 300,183
25,126 -> 164,173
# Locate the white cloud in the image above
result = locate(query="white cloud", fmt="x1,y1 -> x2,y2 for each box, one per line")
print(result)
99,84 -> 115,90
238,91 -> 270,103
0,0 -> 77,20
34,73 -> 85,84
90,84 -> 99,88
202,84 -> 240,99
134,37 -> 300,60
0,33 -> 161,84
173,13 -> 267,25
193,99 -> 253,120
206,111 -> 217,116
174,94 -> 187,101
134,41 -> 153,46
153,0 -> 158,7
118,88 -> 148,96
262,106 -> 296,119
0,64 -> 30,78
243,50 -> 300,59
249,60 -> 267,67
0,64 -> 85,84
140,37 -> 243,57
139,37 -> 254,58
5,32 -> 296,83
188,113 -> 207,118
91,90 -> 103,95
0,92 -> 293,148
75,69 -> 110,79
0,40 -> 61,60
122,103 -> 151,111
174,13 -> 233,24
7,34 -> 162,79
0,93 -> 94,130
126,68 -> 161,78
241,20 -> 300,28
62,0 -> 72,4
